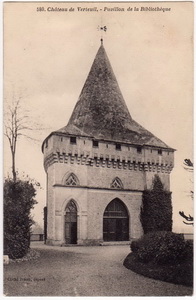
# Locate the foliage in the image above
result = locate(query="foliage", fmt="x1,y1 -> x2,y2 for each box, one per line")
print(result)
184,240 -> 193,259
124,250 -> 193,287
4,178 -> 38,259
183,158 -> 193,170
140,175 -> 172,233
131,231 -> 187,265
179,158 -> 194,225
179,211 -> 193,225
130,240 -> 140,253
9,249 -> 40,264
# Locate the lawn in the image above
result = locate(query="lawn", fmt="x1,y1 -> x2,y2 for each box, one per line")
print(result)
124,252 -> 193,287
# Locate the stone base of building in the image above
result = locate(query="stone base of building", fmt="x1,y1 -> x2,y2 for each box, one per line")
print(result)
46,239 -> 103,246
46,239 -> 62,246
100,241 -> 131,246
46,239 -> 132,246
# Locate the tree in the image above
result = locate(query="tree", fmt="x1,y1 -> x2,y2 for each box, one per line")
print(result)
4,177 -> 38,258
4,97 -> 48,182
4,97 -> 43,258
179,159 -> 194,225
4,99 -> 23,182
140,175 -> 172,233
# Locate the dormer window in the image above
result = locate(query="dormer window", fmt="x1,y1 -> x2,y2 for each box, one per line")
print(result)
70,136 -> 76,144
158,149 -> 162,155
137,146 -> 142,153
116,143 -> 121,151
93,140 -> 99,147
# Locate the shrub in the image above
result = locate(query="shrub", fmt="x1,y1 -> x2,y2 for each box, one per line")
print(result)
131,232 -> 164,263
4,178 -> 37,259
4,231 -> 30,259
153,232 -> 187,264
140,175 -> 172,233
130,240 -> 140,253
185,240 -> 193,259
131,231 -> 187,265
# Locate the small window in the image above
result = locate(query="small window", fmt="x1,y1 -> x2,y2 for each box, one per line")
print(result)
116,143 -> 121,151
70,136 -> 76,144
65,173 -> 79,186
111,177 -> 123,189
93,140 -> 99,147
61,137 -> 63,142
158,149 -> 162,155
45,139 -> 48,148
137,146 -> 142,153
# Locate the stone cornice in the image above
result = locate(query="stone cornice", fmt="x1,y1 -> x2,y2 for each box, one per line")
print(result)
53,184 -> 143,193
44,152 -> 173,174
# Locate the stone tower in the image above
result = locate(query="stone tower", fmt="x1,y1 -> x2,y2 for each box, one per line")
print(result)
42,42 -> 174,245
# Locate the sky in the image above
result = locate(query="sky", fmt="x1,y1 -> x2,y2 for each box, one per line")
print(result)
4,2 -> 193,233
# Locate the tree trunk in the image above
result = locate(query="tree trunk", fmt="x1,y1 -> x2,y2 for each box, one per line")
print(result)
12,150 -> 16,182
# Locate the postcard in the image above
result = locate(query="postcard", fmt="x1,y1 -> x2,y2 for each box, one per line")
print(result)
3,1 -> 193,296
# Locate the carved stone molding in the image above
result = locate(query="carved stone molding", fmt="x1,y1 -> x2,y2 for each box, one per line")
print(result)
44,152 -> 173,174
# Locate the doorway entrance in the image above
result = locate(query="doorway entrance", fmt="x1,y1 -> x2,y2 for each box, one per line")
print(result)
103,198 -> 129,241
64,200 -> 77,244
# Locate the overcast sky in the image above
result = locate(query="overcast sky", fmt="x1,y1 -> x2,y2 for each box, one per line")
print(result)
4,2 -> 193,232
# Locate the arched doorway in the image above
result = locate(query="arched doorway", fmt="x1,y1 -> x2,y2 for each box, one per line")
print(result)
103,198 -> 129,241
64,200 -> 77,244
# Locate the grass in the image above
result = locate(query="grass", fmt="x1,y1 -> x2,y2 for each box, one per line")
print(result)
123,252 -> 193,287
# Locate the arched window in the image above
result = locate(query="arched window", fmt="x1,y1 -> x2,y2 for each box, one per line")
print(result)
64,173 -> 79,186
111,177 -> 123,189
65,200 -> 77,214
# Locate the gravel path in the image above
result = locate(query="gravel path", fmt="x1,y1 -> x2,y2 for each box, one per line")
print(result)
4,242 -> 193,296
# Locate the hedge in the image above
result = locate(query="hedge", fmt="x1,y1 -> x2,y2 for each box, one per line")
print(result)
131,231 -> 187,265
4,178 -> 37,259
140,175 -> 172,233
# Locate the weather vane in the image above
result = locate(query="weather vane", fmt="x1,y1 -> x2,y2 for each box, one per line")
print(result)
97,25 -> 107,32
97,25 -> 107,45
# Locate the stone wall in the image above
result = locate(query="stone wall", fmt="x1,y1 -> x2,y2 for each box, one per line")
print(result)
46,185 -> 143,245
44,133 -> 174,245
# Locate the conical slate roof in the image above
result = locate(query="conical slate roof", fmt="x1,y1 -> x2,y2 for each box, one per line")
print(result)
56,43 -> 171,149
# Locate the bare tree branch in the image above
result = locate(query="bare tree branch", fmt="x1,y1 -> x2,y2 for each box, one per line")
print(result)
4,97 -> 45,181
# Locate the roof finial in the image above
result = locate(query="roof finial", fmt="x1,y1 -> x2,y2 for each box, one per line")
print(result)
97,25 -> 107,46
